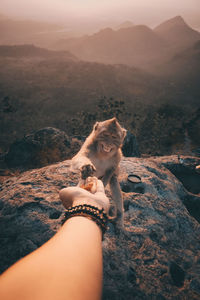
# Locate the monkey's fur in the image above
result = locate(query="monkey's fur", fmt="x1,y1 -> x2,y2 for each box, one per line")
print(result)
71,118 -> 127,226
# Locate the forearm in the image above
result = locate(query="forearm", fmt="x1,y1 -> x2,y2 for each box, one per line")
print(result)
0,217 -> 103,300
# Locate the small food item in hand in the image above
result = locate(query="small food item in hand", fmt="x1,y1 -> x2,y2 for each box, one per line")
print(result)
79,176 -> 98,193
80,181 -> 94,191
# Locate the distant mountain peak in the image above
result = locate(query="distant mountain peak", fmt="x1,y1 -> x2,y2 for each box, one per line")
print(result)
154,15 -> 200,47
133,24 -> 152,32
95,27 -> 113,35
99,27 -> 113,33
116,21 -> 134,30
170,15 -> 185,24
155,15 -> 189,32
92,27 -> 114,40
117,24 -> 153,35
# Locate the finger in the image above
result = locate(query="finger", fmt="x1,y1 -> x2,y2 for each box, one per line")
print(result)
96,179 -> 105,194
67,186 -> 93,198
59,188 -> 73,208
59,184 -> 110,212
61,184 -> 98,203
87,176 -> 98,193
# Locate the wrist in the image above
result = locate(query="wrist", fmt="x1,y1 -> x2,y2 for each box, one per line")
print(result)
63,215 -> 102,236
62,204 -> 108,237
72,199 -> 104,211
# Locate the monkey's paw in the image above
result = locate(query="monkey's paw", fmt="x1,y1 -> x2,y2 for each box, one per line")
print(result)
80,164 -> 96,179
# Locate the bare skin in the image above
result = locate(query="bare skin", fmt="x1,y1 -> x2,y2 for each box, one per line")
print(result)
71,118 -> 126,226
0,179 -> 109,300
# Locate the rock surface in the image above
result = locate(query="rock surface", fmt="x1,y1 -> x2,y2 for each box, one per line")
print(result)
4,127 -> 74,169
0,155 -> 200,299
122,131 -> 140,157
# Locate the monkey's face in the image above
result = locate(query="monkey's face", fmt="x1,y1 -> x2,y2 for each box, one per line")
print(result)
94,118 -> 126,156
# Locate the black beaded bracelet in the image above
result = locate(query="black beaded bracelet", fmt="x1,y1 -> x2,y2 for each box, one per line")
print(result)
63,204 -> 108,235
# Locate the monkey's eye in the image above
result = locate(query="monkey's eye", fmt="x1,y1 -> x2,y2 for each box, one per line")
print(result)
111,134 -> 117,139
103,132 -> 109,137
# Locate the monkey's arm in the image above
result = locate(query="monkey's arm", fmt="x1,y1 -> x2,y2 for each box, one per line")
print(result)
72,154 -> 91,170
109,174 -> 124,226
71,154 -> 96,179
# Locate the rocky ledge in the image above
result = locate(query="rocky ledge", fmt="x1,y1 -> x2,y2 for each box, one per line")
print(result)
0,155 -> 200,299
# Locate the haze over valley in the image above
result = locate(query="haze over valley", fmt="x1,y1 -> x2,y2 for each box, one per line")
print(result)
0,1 -> 199,159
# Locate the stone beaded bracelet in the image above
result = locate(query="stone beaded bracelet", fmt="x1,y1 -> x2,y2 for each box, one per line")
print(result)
63,204 -> 108,235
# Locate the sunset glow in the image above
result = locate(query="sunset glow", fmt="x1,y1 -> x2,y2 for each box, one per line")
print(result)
0,0 -> 200,28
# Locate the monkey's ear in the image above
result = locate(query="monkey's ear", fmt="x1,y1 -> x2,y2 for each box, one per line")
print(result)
110,117 -> 117,124
121,129 -> 127,141
94,122 -> 99,131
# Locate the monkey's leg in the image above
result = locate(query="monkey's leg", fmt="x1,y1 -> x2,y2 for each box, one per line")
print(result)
109,174 -> 124,227
102,167 -> 115,187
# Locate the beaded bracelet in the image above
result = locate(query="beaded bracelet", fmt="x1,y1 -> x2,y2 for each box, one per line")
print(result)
63,204 -> 108,235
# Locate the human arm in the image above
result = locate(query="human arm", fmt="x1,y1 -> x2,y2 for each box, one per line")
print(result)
0,178 -> 109,300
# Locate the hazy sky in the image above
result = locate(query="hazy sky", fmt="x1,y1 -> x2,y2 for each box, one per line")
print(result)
0,0 -> 200,29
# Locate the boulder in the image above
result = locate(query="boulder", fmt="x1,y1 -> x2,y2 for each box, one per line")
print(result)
0,155 -> 200,299
122,131 -> 140,157
5,127 -> 73,169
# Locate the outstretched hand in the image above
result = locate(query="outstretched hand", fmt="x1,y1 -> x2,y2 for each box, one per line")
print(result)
59,177 -> 110,214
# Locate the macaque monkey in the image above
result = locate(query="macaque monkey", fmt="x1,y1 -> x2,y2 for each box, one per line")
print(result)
71,117 -> 127,226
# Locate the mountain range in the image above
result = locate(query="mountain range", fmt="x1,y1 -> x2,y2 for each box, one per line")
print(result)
55,16 -> 200,70
0,44 -> 76,60
1,14 -> 199,71
0,15 -> 199,156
